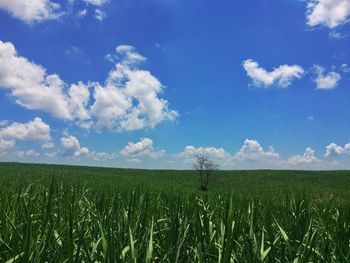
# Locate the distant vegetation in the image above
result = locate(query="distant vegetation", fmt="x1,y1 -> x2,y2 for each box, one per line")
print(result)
1,162 -> 350,262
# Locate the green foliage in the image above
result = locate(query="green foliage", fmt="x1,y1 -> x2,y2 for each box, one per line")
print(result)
0,162 -> 350,262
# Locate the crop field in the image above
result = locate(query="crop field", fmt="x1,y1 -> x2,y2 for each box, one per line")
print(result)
1,162 -> 350,262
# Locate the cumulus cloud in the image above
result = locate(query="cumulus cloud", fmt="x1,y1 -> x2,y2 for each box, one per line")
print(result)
83,0 -> 109,6
328,30 -> 346,39
78,9 -> 87,17
14,149 -> 40,158
115,45 -> 146,65
90,84 -> 131,130
0,40 -> 71,119
90,46 -> 178,131
127,158 -> 142,163
0,117 -> 53,148
287,147 -> 321,166
242,59 -> 304,88
0,0 -> 62,22
341,63 -> 350,73
175,139 -> 333,169
94,9 -> 106,21
306,0 -> 350,28
176,145 -> 232,167
0,120 -> 9,126
313,65 -> 341,90
325,142 -> 350,156
0,138 -> 15,152
60,135 -> 89,157
68,82 -> 91,121
45,151 -> 58,158
120,138 -> 165,159
233,139 -> 281,163
42,142 -> 55,149
89,151 -> 114,160
0,40 -> 177,132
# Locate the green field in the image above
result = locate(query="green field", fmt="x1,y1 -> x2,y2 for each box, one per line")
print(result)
1,162 -> 350,262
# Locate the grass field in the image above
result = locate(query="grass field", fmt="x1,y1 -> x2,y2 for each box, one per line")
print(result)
1,162 -> 350,262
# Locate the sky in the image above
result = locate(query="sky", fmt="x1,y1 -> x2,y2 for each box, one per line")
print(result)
0,0 -> 349,169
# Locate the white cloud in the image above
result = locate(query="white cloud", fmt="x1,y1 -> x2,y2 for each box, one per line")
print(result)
60,135 -> 89,157
177,145 -> 231,166
0,0 -> 62,22
121,138 -> 165,159
68,82 -> 91,121
83,0 -> 108,6
313,65 -> 341,90
90,45 -> 178,131
42,141 -> 55,149
0,40 -> 178,132
0,40 -> 72,119
65,46 -> 82,57
174,139 -> 350,169
306,0 -> 350,28
0,138 -> 15,152
344,144 -> 350,152
0,117 -> 52,148
0,120 -> 9,126
115,45 -> 146,65
127,158 -> 141,163
328,30 -> 346,39
94,9 -> 106,21
89,151 -> 114,160
179,145 -> 229,159
45,151 -> 58,157
176,140 -> 326,169
233,139 -> 281,162
14,149 -> 40,158
78,9 -> 87,17
341,63 -> 350,73
287,147 -> 321,166
325,142 -> 350,156
242,59 -> 304,88
90,83 -> 131,130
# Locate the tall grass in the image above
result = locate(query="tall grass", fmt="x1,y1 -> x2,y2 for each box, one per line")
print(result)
1,174 -> 350,262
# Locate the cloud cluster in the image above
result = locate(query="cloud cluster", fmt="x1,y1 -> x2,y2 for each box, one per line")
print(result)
306,0 -> 350,28
60,134 -> 89,157
177,139 -> 326,169
286,147 -> 321,166
91,46 -> 178,131
243,60 -> 344,90
14,149 -> 40,158
177,145 -> 230,166
242,59 -> 304,88
312,65 -> 341,90
0,117 -> 52,142
325,142 -> 350,156
0,138 -> 15,153
0,0 -> 111,23
83,0 -> 109,6
0,0 -> 61,22
89,151 -> 114,161
233,139 -> 281,162
0,40 -> 178,132
0,40 -> 72,119
0,117 -> 53,152
121,138 -> 165,162
4,131 -> 346,169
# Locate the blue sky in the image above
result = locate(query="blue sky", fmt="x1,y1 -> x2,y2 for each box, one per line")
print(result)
0,0 -> 350,169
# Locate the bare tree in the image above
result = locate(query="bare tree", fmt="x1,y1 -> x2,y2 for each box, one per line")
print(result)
193,154 -> 218,191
